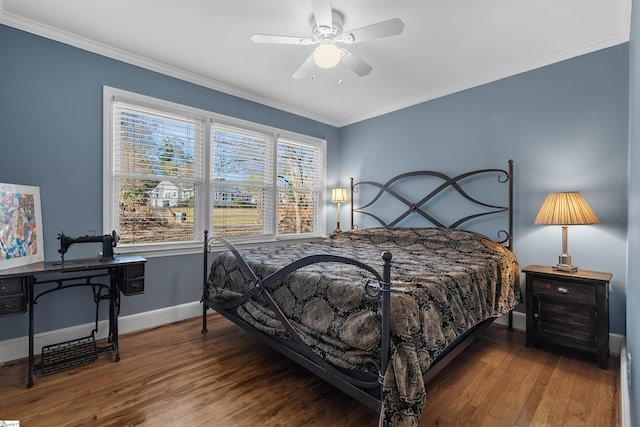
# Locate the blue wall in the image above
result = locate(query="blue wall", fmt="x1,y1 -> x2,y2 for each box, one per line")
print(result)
339,45 -> 630,334
0,24 -> 631,344
626,0 -> 640,423
0,25 -> 339,339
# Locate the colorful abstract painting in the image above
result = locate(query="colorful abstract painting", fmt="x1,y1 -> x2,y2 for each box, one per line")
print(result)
0,184 -> 43,270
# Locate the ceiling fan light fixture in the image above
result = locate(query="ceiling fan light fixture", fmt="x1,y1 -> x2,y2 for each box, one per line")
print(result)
313,42 -> 341,69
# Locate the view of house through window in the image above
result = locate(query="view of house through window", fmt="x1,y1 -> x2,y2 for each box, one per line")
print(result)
105,87 -> 326,252
112,102 -> 201,245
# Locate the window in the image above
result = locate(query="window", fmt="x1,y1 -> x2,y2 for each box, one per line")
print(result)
104,87 -> 326,255
212,124 -> 274,239
277,138 -> 323,236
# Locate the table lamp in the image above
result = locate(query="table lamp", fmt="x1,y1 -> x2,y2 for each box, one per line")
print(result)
331,188 -> 348,234
534,191 -> 600,273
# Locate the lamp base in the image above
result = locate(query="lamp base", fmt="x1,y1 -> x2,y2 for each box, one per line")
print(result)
552,254 -> 577,272
553,264 -> 578,273
333,221 -> 342,234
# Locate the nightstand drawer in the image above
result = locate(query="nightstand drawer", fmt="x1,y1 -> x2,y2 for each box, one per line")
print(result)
531,277 -> 596,305
536,300 -> 596,347
0,294 -> 26,315
0,277 -> 22,296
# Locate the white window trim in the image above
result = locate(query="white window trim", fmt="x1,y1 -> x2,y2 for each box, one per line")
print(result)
103,86 -> 327,258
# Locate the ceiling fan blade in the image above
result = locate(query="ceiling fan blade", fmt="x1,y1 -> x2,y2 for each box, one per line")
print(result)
341,18 -> 404,44
292,54 -> 316,79
310,0 -> 333,30
251,34 -> 313,45
340,49 -> 372,77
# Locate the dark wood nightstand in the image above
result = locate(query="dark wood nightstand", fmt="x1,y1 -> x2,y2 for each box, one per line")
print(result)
524,265 -> 611,369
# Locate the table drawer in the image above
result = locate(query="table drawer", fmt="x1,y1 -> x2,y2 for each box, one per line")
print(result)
0,277 -> 22,296
0,294 -> 26,315
531,277 -> 596,305
118,264 -> 145,295
120,263 -> 144,279
120,278 -> 144,295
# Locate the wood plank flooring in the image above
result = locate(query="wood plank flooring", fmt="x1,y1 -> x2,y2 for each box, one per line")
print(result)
0,313 -> 620,426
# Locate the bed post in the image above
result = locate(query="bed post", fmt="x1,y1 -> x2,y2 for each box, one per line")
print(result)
202,229 -> 209,334
350,177 -> 354,230
508,159 -> 514,331
508,159 -> 514,252
379,251 -> 392,395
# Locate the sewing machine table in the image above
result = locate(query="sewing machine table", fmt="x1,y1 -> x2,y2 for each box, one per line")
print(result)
0,255 -> 146,387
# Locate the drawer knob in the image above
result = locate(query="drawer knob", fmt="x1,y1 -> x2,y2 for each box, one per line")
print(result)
557,286 -> 569,294
4,303 -> 17,309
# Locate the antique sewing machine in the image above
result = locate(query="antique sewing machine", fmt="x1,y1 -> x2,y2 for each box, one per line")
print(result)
57,230 -> 119,263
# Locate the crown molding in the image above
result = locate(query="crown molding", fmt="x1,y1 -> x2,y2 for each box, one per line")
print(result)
1,0 -> 631,129
336,0 -> 632,127
337,28 -> 630,127
0,5 -> 341,128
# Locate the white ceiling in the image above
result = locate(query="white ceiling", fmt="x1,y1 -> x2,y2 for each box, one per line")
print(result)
0,0 -> 631,127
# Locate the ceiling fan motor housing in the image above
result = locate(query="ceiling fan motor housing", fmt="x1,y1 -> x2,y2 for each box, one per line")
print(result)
313,11 -> 345,41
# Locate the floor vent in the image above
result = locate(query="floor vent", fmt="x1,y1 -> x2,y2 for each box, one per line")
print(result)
40,332 -> 98,375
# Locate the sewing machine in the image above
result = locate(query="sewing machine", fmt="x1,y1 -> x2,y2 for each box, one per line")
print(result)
57,230 -> 119,262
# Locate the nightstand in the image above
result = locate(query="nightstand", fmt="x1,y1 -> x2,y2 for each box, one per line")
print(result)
524,265 -> 611,369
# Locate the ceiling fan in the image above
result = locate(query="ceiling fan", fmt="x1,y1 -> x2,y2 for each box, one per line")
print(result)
250,0 -> 404,79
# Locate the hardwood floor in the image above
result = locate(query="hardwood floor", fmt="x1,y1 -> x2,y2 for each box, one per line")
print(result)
0,313 -> 620,426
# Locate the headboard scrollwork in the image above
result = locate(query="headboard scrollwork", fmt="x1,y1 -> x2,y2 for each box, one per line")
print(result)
350,160 -> 514,250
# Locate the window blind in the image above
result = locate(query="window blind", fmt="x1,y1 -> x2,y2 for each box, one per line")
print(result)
112,101 -> 204,244
212,123 -> 275,238
277,138 -> 323,235
105,87 -> 326,252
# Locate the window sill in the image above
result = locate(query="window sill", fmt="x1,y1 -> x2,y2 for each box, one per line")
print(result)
115,235 -> 328,259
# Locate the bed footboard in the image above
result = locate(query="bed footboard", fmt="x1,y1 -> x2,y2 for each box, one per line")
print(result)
201,230 -> 393,404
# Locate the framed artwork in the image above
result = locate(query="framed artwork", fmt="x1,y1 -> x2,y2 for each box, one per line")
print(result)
0,183 -> 44,270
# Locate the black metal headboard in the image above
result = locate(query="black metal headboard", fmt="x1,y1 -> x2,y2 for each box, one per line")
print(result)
350,160 -> 514,250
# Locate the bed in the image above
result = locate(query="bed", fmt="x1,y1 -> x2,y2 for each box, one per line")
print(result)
201,160 -> 520,426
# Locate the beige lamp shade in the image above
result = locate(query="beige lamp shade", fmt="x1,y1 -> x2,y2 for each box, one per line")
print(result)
534,192 -> 600,225
331,188 -> 349,203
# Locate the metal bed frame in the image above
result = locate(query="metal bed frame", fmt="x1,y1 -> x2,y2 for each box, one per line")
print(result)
351,160 -> 514,250
200,159 -> 515,413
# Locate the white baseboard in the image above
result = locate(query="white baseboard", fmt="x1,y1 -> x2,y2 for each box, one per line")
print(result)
493,311 -> 624,355
621,339 -> 631,427
0,301 -> 202,364
0,305 -> 626,363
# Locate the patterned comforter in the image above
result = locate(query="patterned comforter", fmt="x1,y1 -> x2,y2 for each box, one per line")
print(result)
207,227 -> 520,426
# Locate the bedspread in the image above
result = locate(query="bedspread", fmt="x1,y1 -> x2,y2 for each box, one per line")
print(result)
207,227 -> 520,426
